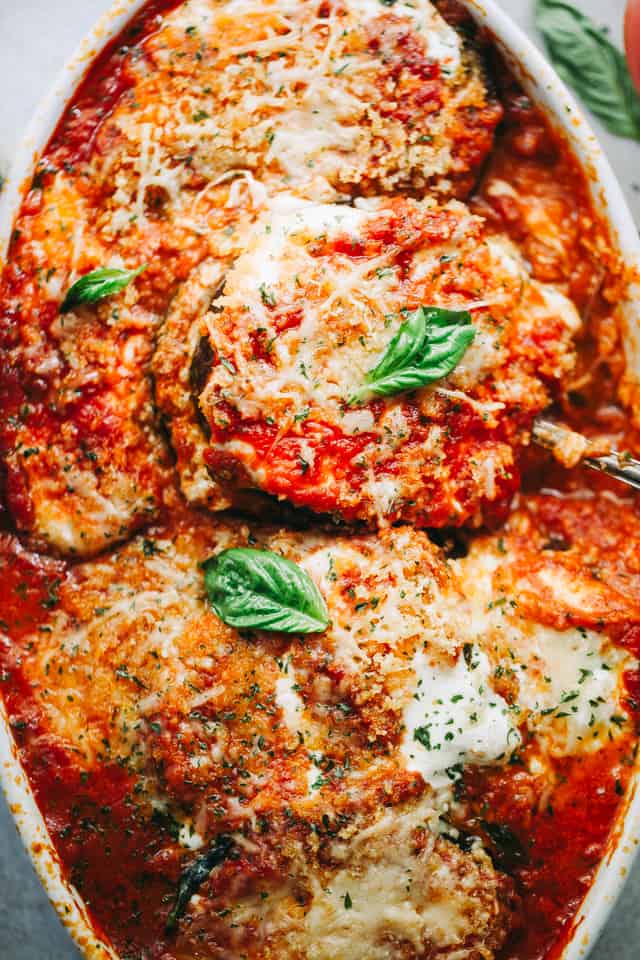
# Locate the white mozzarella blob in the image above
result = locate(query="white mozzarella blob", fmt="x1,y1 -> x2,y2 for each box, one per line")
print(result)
455,545 -> 636,758
401,646 -> 519,789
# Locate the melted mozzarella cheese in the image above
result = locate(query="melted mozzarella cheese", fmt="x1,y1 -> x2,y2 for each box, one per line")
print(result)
345,0 -> 462,70
202,197 -> 527,422
101,0 -> 496,244
401,647 -> 519,788
301,798 -> 504,960
456,544 -> 636,757
300,533 -> 520,795
275,672 -> 306,734
513,623 -> 630,755
201,195 -> 581,450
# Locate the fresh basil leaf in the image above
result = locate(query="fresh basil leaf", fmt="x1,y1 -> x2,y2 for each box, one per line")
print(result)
166,834 -> 235,933
60,265 -> 147,313
203,548 -> 330,633
350,306 -> 474,404
536,0 -> 640,140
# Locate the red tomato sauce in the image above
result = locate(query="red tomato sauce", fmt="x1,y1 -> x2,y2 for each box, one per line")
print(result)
463,737 -> 639,960
45,0 -> 183,170
1,539 -> 636,960
206,416 -> 380,519
0,540 -> 181,956
0,1 -> 637,959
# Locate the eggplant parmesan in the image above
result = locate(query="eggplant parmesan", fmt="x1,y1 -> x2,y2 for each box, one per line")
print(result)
0,1 -> 638,960
121,0 -> 502,200
0,0 -> 501,555
173,194 -> 580,527
1,493 -> 638,959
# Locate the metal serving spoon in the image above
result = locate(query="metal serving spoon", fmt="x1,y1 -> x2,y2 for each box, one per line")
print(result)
533,418 -> 640,492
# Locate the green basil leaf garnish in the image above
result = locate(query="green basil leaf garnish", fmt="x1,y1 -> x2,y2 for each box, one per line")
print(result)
60,265 -> 147,313
350,305 -> 475,404
536,0 -> 640,140
203,548 -> 329,633
165,834 -> 235,933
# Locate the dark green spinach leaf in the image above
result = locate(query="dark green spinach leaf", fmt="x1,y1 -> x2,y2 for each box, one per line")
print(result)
166,834 -> 235,933
481,820 -> 528,870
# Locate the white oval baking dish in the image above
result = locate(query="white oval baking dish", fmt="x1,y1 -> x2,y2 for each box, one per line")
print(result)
0,2 -> 639,959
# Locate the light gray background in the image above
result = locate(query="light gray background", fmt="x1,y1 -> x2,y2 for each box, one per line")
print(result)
0,1 -> 638,958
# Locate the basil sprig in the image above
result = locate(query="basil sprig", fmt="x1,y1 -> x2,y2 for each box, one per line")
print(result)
60,265 -> 147,314
350,306 -> 475,404
536,0 -> 640,140
203,548 -> 330,633
166,834 -> 235,933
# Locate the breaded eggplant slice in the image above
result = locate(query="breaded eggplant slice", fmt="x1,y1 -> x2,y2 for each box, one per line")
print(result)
188,196 -> 580,528
117,0 -> 503,202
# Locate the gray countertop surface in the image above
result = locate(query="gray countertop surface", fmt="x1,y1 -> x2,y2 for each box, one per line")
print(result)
0,1 -> 638,957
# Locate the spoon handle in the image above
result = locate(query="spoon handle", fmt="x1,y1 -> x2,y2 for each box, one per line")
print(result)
532,418 -> 640,493
584,452 -> 640,491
